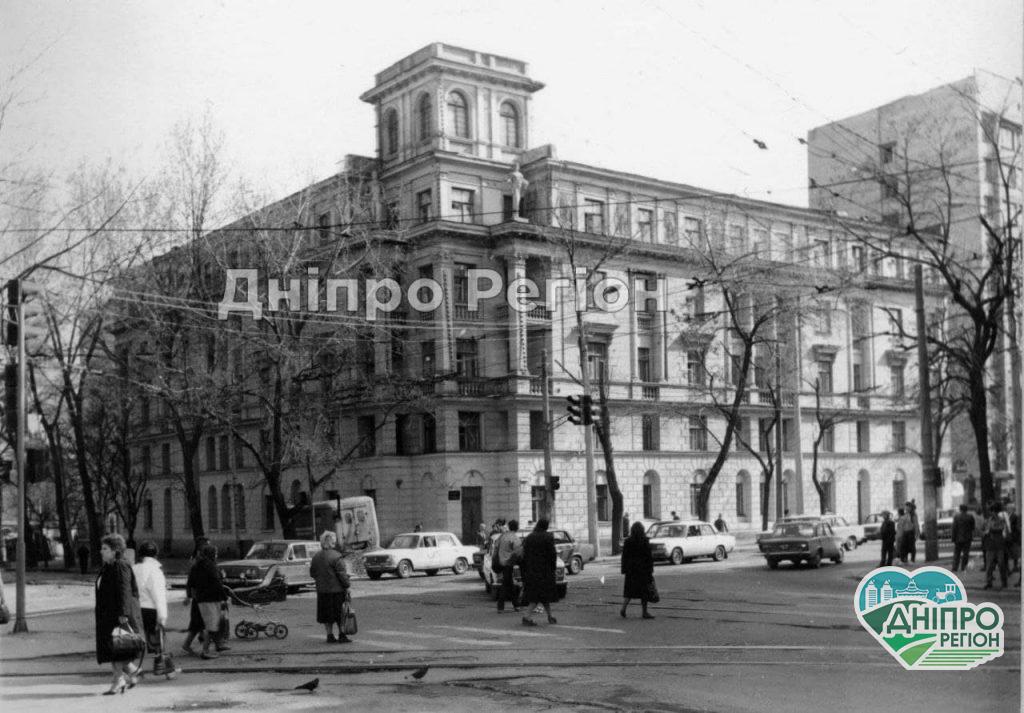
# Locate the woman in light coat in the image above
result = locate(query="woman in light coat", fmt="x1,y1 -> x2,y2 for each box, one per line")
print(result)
132,541 -> 168,657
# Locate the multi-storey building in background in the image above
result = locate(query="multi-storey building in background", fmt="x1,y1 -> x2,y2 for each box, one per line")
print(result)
807,70 -> 1021,505
130,44 -> 949,555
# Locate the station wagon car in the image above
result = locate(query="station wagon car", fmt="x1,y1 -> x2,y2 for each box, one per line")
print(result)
646,520 -> 736,564
758,520 -> 845,569
219,540 -> 321,592
361,531 -> 477,579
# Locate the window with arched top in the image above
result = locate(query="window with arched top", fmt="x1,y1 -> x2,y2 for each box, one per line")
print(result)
820,470 -> 835,514
418,93 -> 432,141
384,108 -> 399,156
447,91 -> 469,138
207,485 -> 218,531
221,483 -> 232,532
234,483 -> 246,530
736,470 -> 751,520
500,101 -> 520,148
642,471 -> 660,519
690,470 -> 706,517
892,469 -> 907,509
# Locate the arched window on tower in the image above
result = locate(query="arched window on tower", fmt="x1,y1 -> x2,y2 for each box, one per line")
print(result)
418,93 -> 432,141
384,108 -> 399,156
208,485 -> 218,531
447,91 -> 469,138
500,101 -> 520,148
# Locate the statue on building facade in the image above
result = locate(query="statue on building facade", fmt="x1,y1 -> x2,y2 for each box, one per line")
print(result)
508,162 -> 529,221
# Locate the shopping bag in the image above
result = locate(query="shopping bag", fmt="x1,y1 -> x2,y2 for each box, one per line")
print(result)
341,602 -> 357,636
152,626 -> 178,679
645,579 -> 660,604
111,623 -> 147,660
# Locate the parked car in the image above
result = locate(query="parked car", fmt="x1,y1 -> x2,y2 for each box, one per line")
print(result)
758,520 -> 845,569
646,520 -> 736,564
861,512 -> 886,541
551,529 -> 595,574
472,532 -> 567,600
782,514 -> 864,551
362,531 -> 477,579
219,540 -> 321,593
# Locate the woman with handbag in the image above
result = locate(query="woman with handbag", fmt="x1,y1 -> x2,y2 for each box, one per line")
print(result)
620,521 -> 656,619
185,543 -> 229,659
309,531 -> 352,643
94,534 -> 144,694
132,541 -> 168,659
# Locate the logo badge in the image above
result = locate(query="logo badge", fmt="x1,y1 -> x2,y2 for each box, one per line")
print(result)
854,566 -> 1004,670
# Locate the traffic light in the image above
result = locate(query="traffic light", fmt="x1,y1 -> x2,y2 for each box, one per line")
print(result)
586,394 -> 600,426
567,395 -> 583,425
550,476 -> 560,491
5,279 -> 18,346
5,278 -> 47,347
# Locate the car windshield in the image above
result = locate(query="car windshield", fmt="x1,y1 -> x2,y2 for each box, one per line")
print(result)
389,535 -> 419,549
246,543 -> 288,560
772,523 -> 815,537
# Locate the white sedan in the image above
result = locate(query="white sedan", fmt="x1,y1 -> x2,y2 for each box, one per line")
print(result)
646,520 -> 736,564
361,531 -> 477,579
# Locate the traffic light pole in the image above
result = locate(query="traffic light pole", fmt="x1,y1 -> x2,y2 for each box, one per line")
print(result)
541,351 -> 555,524
13,287 -> 28,632
580,353 -> 600,559
915,266 -> 939,562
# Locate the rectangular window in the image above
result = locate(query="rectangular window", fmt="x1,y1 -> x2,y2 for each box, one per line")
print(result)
663,211 -> 677,244
892,421 -> 906,452
727,224 -> 745,254
396,414 -> 413,455
161,443 -> 171,475
686,350 -> 705,387
454,263 -> 472,307
205,437 -> 216,471
263,495 -> 275,530
318,212 -> 331,242
637,208 -> 653,242
736,481 -> 747,518
456,338 -> 478,377
812,239 -> 831,268
357,415 -> 376,457
531,485 -> 546,523
218,435 -> 229,471
751,228 -> 768,258
735,417 -> 750,449
421,340 -> 435,376
882,212 -> 901,228
690,484 -> 702,517
880,142 -> 895,164
141,446 -> 151,479
450,188 -> 474,223
683,216 -> 703,244
782,418 -> 794,452
529,410 -> 546,450
139,395 -> 150,428
458,412 -> 482,452
851,245 -> 866,272
637,347 -> 651,382
416,189 -> 432,223
587,342 -> 608,383
641,414 -> 660,451
815,307 -> 832,335
856,421 -> 871,453
596,484 -> 610,522
584,199 -> 604,234
422,413 -> 437,454
821,423 -> 835,452
689,416 -> 708,451
817,360 -> 833,394
234,435 -> 244,469
758,418 -> 774,453
881,175 -> 899,199
143,498 -> 153,530
890,365 -> 905,398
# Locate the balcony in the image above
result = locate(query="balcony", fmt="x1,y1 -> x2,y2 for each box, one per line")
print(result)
496,304 -> 551,322
637,314 -> 655,331
453,304 -> 483,321
456,376 -> 514,397
640,384 -> 660,401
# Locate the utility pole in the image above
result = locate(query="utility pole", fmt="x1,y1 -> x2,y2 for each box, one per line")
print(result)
1013,16 -> 1024,528
541,351 -> 555,524
8,279 -> 29,633
915,266 -> 939,561
574,320 -> 600,559
774,327 -> 784,522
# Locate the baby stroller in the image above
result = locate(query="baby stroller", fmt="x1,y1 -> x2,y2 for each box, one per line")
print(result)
226,573 -> 289,641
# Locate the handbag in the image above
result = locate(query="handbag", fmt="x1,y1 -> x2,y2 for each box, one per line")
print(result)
110,622 -> 147,660
645,579 -> 660,604
341,601 -> 358,636
218,603 -> 230,641
152,626 -> 178,679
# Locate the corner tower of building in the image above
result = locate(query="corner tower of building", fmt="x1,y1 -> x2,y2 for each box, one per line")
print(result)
360,43 -> 545,167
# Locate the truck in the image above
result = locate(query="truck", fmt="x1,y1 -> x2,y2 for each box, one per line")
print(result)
292,496 -> 381,554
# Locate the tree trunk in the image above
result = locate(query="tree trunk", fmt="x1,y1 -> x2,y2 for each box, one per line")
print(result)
48,428 -> 74,570
700,350 -> 753,521
760,471 -> 772,532
810,441 -> 826,515
594,376 -> 623,554
68,389 -> 104,565
968,367 -> 995,508
178,432 -> 205,538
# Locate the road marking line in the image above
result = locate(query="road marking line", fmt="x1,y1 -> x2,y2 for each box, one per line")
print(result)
349,638 -> 427,650
551,625 -> 625,634
424,625 -> 556,638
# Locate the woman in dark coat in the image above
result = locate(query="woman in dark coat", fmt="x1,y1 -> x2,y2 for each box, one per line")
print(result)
620,521 -> 655,619
184,543 -> 229,659
94,533 -> 144,694
520,518 -> 558,626
309,531 -> 352,643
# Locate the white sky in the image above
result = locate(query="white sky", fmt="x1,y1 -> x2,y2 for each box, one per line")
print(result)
2,0 -> 1021,209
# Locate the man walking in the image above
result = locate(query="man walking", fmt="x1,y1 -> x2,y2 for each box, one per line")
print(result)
895,508 -> 913,564
495,520 -> 522,613
520,518 -> 558,626
983,502 -> 1009,590
951,504 -> 975,573
714,514 -> 729,533
878,511 -> 896,566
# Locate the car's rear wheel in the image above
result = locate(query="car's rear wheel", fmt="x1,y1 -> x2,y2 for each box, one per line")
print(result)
766,557 -> 779,569
831,548 -> 845,564
806,551 -> 822,568
453,558 -> 469,575
712,546 -> 727,562
568,556 -> 583,575
670,548 -> 684,565
367,571 -> 383,580
396,560 -> 413,578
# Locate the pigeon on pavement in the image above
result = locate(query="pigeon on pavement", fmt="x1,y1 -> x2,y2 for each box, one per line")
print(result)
294,678 -> 319,692
409,666 -> 429,680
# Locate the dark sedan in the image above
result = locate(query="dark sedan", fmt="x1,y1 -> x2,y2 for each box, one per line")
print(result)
758,520 -> 845,569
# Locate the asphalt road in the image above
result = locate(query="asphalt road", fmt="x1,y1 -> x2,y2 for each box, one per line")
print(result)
0,544 -> 1019,712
